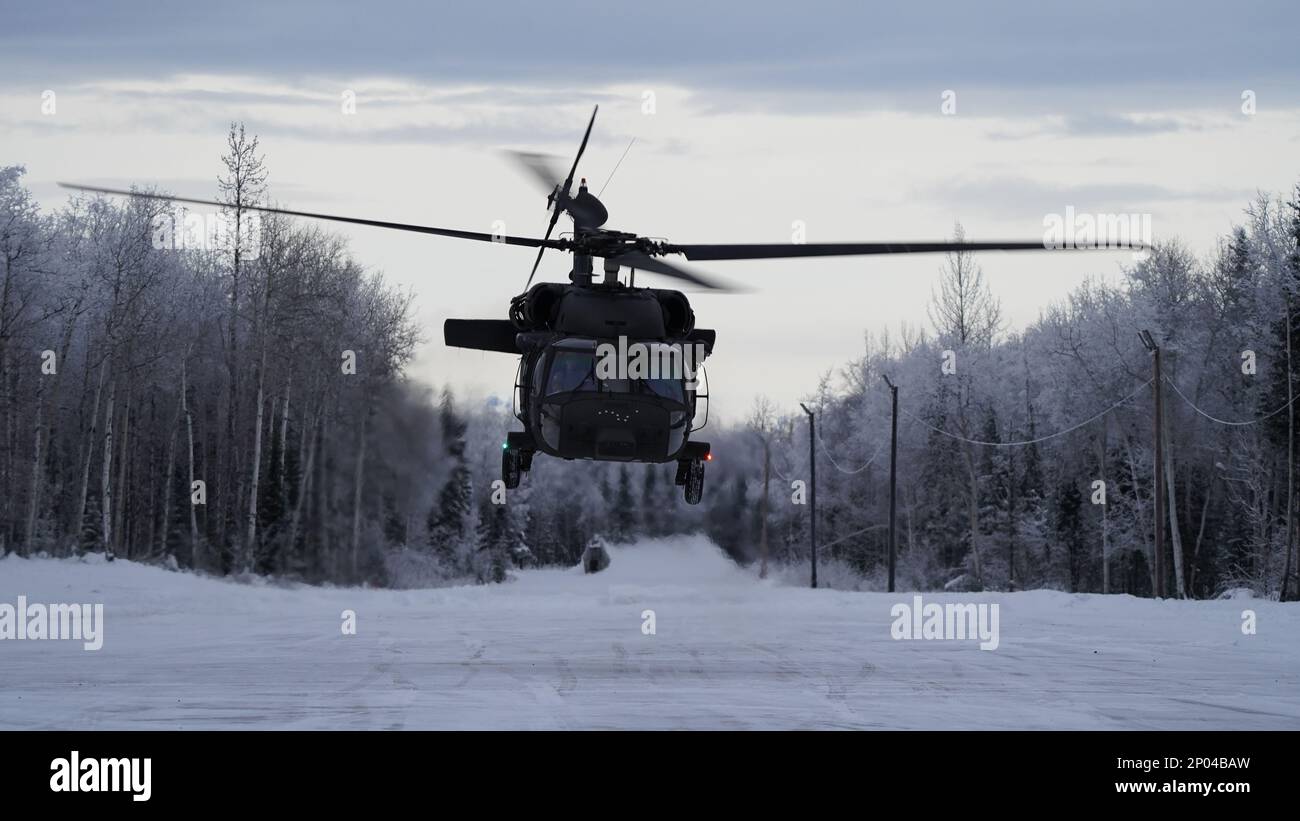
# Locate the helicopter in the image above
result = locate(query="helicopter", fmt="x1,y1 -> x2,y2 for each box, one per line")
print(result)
62,105 -> 1140,505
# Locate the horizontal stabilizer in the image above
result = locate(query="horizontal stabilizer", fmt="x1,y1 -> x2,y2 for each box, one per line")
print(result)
444,319 -> 521,354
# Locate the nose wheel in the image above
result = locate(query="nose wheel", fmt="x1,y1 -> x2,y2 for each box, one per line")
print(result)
502,447 -> 532,489
502,432 -> 535,490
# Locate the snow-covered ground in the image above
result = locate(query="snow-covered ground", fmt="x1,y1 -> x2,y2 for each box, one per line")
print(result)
2,536 -> 1297,729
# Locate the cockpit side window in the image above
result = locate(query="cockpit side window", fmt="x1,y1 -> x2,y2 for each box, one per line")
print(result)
532,354 -> 546,392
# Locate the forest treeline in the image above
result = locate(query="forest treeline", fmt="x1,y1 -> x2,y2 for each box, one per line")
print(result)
761,195 -> 1300,600
0,126 -> 427,583
2,124 -> 1298,598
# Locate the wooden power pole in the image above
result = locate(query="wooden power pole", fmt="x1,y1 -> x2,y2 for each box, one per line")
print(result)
759,436 -> 770,579
882,375 -> 898,593
800,403 -> 817,589
1140,330 -> 1165,598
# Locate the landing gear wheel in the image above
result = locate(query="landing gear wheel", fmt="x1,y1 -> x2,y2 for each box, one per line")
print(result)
502,448 -> 521,489
683,459 -> 705,505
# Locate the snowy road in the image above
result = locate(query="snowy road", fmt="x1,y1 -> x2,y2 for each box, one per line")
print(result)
2,537 -> 1297,729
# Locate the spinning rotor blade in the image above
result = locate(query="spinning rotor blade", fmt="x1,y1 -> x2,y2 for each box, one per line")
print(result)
524,214 -> 559,289
669,239 -> 1145,261
523,105 -> 600,289
525,191 -> 568,289
562,105 -> 598,195
57,183 -> 563,249
614,251 -> 738,292
506,151 -> 566,193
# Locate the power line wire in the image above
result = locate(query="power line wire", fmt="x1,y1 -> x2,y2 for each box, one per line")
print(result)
816,426 -> 887,475
900,378 -> 1152,447
1163,376 -> 1300,426
812,412 -> 918,475
819,523 -> 887,550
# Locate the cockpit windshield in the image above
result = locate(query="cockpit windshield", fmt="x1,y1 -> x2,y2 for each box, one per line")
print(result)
543,341 -> 687,404
547,350 -> 599,394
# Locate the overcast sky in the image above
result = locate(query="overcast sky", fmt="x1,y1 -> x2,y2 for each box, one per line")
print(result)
3,0 -> 1298,419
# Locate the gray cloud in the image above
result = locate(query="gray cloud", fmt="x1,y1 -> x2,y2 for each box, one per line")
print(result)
1061,114 -> 1196,137
920,176 -> 1258,218
987,113 -> 1228,140
3,103 -> 636,150
3,0 -> 1297,114
69,84 -> 621,112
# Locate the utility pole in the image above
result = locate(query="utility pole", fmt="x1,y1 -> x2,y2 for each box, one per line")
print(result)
1140,330 -> 1165,598
800,402 -> 817,589
759,435 -> 770,580
1282,302 -> 1295,602
882,375 -> 898,593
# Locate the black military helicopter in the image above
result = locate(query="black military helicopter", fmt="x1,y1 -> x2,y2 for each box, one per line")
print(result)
62,106 -> 1134,505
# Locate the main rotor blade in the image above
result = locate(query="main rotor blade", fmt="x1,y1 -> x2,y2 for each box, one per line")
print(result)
522,106 -> 599,289
669,240 -> 1145,261
525,207 -> 562,289
506,150 -> 565,192
57,183 -> 565,250
562,105 -> 598,194
614,251 -> 738,292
